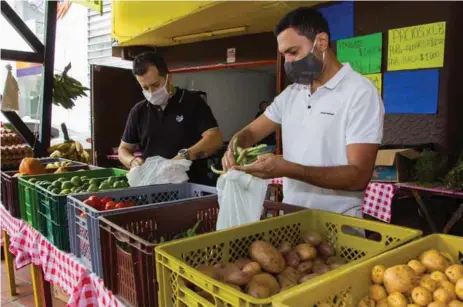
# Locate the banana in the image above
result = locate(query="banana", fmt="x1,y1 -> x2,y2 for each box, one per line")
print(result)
57,142 -> 71,152
50,150 -> 62,158
62,143 -> 76,156
47,143 -> 63,153
75,141 -> 83,153
54,161 -> 61,168
81,150 -> 90,162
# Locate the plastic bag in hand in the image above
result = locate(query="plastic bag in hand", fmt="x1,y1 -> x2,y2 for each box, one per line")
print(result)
126,156 -> 192,187
216,170 -> 269,230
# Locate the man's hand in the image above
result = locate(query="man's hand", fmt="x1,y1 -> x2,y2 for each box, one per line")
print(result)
130,157 -> 144,168
172,155 -> 185,160
234,154 -> 286,179
222,148 -> 237,172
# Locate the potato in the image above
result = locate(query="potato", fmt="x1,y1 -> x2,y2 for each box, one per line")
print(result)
197,291 -> 215,304
440,281 -> 457,299
358,297 -> 376,307
246,283 -> 270,299
448,300 -> 463,307
455,277 -> 463,300
213,263 -> 240,281
411,286 -> 433,306
242,262 -> 261,277
427,302 -> 447,307
246,273 -> 280,297
284,251 -> 301,268
224,270 -> 252,286
299,273 -> 319,284
430,271 -> 448,283
387,292 -> 408,307
445,264 -> 463,283
407,305 -> 420,307
235,258 -> 252,270
297,261 -> 314,274
419,250 -> 450,273
377,299 -> 388,307
301,230 -> 322,246
408,260 -> 427,276
313,263 -> 331,275
314,258 -> 325,266
224,283 -> 242,291
294,243 -> 317,261
441,252 -> 455,265
317,242 -> 335,260
383,265 -> 418,294
420,278 -> 439,293
433,288 -> 453,304
371,265 -> 387,285
278,267 -> 301,284
369,284 -> 388,301
318,304 -> 333,307
249,241 -> 286,274
278,241 -> 292,254
278,277 -> 297,292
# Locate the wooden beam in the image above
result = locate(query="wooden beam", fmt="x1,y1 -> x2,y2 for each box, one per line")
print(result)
0,49 -> 43,63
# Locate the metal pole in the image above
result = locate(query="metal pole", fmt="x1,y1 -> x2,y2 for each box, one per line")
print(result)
38,0 -> 57,156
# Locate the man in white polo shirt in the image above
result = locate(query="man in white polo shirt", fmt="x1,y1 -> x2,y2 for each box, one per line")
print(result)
222,7 -> 384,218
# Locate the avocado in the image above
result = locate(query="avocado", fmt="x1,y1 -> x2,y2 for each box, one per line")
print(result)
113,181 -> 123,189
52,181 -> 62,189
108,176 -> 118,185
99,182 -> 110,190
58,177 -> 67,182
80,176 -> 89,181
89,178 -> 99,186
60,189 -> 70,195
70,187 -> 77,193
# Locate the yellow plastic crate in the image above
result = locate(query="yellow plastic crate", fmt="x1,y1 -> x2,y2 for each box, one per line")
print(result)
155,209 -> 422,307
274,234 -> 463,307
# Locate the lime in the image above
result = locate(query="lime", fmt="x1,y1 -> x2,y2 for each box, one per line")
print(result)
89,178 -> 99,186
71,176 -> 82,186
80,176 -> 89,181
52,181 -> 61,188
60,189 -> 70,195
70,187 -> 77,193
113,181 -> 123,189
29,178 -> 37,183
58,177 -> 67,182
87,184 -> 99,192
52,188 -> 61,194
61,181 -> 74,190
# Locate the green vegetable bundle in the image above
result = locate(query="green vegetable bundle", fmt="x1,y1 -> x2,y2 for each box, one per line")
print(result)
211,137 -> 270,175
53,62 -> 89,109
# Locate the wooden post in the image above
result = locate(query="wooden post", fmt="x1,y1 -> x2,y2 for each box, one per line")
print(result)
2,230 -> 17,296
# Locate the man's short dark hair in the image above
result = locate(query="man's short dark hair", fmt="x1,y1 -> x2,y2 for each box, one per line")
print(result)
274,7 -> 330,42
132,52 -> 169,77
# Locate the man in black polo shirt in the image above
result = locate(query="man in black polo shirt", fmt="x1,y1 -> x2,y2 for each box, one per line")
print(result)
118,52 -> 223,185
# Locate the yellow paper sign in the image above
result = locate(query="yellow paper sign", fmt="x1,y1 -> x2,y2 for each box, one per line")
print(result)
69,0 -> 103,15
364,73 -> 382,95
387,21 -> 446,71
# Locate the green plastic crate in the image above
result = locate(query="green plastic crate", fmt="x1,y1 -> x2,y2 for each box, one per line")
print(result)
18,168 -> 127,251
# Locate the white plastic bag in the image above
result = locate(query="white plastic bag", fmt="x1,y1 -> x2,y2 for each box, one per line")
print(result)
216,170 -> 269,230
126,156 -> 192,187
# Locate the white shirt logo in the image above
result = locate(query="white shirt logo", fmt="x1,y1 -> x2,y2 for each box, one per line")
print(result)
176,115 -> 184,122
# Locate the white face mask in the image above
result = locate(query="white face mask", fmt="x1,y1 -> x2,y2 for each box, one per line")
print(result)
143,75 -> 170,106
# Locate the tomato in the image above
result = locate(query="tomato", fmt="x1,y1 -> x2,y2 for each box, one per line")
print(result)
105,201 -> 116,210
88,196 -> 102,209
125,201 -> 136,207
115,202 -> 127,209
80,211 -> 87,218
101,196 -> 113,205
83,199 -> 95,208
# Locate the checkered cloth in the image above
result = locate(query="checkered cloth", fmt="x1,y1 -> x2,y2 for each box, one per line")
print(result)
0,204 -> 123,307
269,178 -> 396,223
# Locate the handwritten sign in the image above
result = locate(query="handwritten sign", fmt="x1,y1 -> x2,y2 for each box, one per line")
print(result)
364,73 -> 382,95
387,21 -> 446,71
337,33 -> 382,74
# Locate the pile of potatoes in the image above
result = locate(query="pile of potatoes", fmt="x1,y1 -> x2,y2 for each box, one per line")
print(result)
359,249 -> 463,307
191,231 -> 347,301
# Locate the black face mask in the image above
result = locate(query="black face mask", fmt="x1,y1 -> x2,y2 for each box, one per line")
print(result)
284,41 -> 324,85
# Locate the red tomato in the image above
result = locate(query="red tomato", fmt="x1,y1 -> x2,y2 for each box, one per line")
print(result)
88,196 -> 102,209
125,201 -> 136,207
83,199 -> 95,208
115,202 -> 126,209
105,201 -> 116,210
80,211 -> 87,218
101,196 -> 112,205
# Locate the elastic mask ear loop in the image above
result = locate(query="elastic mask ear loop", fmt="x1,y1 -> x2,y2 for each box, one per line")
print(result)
310,38 -> 318,53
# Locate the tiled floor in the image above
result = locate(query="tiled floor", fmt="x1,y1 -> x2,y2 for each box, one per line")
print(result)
1,260 -> 66,307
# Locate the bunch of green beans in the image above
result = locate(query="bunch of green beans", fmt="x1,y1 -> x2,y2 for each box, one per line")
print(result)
211,137 -> 270,175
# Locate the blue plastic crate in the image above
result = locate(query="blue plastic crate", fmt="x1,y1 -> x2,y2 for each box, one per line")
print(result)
67,183 -> 216,277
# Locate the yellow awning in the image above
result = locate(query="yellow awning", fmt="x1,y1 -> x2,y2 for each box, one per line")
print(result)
112,1 -> 325,47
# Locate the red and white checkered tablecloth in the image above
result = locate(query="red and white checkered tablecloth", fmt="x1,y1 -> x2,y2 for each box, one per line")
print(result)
0,204 -> 123,307
269,178 -> 396,223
